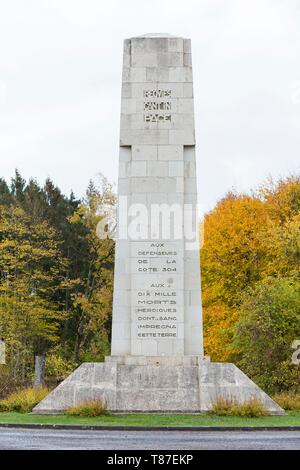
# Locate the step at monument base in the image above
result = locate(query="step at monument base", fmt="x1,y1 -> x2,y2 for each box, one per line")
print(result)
32,357 -> 284,415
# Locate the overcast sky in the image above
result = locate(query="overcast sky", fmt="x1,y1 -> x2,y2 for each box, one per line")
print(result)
0,0 -> 299,212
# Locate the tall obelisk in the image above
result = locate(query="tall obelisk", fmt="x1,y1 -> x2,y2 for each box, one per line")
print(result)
111,34 -> 203,358
33,35 -> 284,415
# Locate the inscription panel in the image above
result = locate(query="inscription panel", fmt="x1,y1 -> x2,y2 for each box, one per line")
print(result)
130,241 -> 184,343
144,89 -> 172,123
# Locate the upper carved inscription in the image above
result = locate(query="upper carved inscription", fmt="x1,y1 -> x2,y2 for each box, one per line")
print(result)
144,90 -> 171,98
144,102 -> 171,111
143,89 -> 172,123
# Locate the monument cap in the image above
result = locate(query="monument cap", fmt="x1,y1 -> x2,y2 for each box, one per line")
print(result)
128,33 -> 185,40
136,33 -> 178,37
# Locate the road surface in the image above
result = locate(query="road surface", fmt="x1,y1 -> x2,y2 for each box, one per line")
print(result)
0,427 -> 299,450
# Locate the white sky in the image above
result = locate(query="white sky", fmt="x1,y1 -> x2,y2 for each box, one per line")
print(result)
0,0 -> 299,212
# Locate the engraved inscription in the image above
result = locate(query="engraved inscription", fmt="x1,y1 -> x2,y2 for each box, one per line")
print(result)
144,90 -> 171,98
144,89 -> 172,123
131,241 -> 182,339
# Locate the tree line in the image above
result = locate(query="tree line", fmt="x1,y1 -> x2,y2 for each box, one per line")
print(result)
201,176 -> 300,393
0,170 -> 299,394
0,171 -> 115,392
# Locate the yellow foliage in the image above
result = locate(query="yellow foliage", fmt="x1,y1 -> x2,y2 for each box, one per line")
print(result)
0,387 -> 49,413
0,205 -> 68,380
203,305 -> 239,362
201,177 -> 300,365
211,397 -> 270,417
272,392 -> 300,411
66,399 -> 108,417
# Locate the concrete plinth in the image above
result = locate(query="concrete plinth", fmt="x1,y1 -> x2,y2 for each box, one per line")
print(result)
32,356 -> 284,415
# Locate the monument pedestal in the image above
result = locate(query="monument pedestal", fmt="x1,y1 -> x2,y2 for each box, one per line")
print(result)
32,356 -> 284,415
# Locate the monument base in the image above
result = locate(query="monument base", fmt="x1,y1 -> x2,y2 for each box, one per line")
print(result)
32,356 -> 284,415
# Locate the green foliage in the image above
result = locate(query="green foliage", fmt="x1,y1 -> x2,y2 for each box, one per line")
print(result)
0,387 -> 49,413
66,174 -> 115,363
1,169 -> 299,397
0,170 -> 116,387
66,399 -> 108,417
211,397 -> 270,417
273,392 -> 300,411
233,277 -> 300,393
0,204 -> 69,383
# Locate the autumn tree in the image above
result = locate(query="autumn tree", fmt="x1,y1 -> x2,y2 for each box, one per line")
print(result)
66,175 -> 116,362
0,205 -> 68,384
201,176 -> 300,377
201,193 -> 274,361
234,277 -> 300,393
0,171 -> 117,381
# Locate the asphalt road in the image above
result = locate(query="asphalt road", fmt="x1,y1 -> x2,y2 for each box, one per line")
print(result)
0,427 -> 299,450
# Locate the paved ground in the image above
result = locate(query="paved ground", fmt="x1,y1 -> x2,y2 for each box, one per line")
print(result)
0,427 -> 299,450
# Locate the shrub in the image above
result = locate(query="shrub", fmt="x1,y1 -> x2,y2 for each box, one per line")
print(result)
233,277 -> 300,394
211,397 -> 270,417
273,392 -> 300,411
0,366 -> 18,400
66,399 -> 108,417
0,386 -> 49,413
45,351 -> 77,383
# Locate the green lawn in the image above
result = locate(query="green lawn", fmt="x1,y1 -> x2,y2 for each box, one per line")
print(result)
0,411 -> 299,427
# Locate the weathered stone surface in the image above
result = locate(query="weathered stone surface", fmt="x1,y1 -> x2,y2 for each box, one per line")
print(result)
32,359 -> 284,414
0,339 -> 6,365
199,363 -> 284,415
113,34 -> 203,357
33,355 -> 46,388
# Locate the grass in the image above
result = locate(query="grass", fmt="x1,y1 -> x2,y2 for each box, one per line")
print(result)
211,397 -> 269,417
0,411 -> 299,427
66,400 -> 108,417
273,392 -> 300,411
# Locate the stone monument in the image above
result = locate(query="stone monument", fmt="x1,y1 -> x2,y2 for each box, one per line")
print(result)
33,34 -> 284,414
